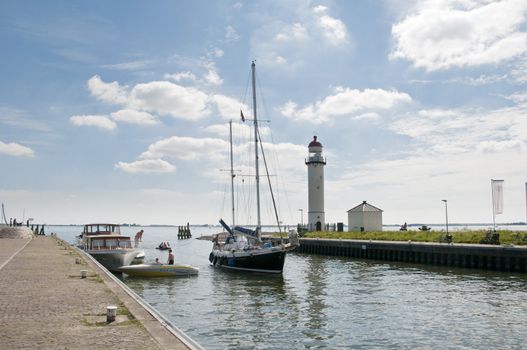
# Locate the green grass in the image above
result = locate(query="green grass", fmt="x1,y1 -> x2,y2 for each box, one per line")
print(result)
303,230 -> 527,245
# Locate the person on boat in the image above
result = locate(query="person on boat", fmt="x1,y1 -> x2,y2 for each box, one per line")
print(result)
168,249 -> 174,265
153,258 -> 162,265
134,229 -> 144,247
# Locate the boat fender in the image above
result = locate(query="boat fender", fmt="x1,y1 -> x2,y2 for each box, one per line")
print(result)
209,252 -> 214,263
213,256 -> 217,266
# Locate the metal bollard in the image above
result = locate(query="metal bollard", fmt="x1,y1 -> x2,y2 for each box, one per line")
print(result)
75,257 -> 81,264
106,306 -> 117,322
80,270 -> 88,278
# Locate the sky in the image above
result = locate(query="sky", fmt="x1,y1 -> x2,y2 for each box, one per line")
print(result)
1,0 -> 527,226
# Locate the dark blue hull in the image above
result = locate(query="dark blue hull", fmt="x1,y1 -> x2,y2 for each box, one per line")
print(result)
210,249 -> 287,274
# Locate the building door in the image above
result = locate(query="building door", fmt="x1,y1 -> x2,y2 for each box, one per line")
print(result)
316,221 -> 322,231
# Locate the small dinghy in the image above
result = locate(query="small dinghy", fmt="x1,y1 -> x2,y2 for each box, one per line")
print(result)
155,241 -> 171,250
117,263 -> 199,277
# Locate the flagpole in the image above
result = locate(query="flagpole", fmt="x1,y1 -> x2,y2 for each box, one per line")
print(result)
491,180 -> 496,231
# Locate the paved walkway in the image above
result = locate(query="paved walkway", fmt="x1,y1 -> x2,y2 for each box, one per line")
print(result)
0,236 -> 193,349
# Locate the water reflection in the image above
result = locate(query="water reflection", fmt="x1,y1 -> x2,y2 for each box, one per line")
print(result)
301,254 -> 330,347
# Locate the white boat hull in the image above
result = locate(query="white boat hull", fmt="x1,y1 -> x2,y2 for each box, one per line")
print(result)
88,248 -> 142,272
117,263 -> 199,277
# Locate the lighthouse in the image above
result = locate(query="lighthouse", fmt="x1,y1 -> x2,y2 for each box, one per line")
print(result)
305,136 -> 326,231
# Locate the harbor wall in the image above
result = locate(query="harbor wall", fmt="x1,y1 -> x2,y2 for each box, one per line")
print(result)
297,238 -> 527,272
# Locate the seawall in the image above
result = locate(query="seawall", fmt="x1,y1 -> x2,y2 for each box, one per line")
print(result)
297,238 -> 527,272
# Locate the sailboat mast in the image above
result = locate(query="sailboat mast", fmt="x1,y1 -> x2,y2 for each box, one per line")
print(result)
229,120 -> 235,228
252,61 -> 262,238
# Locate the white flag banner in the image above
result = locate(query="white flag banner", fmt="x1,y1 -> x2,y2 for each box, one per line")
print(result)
492,179 -> 504,215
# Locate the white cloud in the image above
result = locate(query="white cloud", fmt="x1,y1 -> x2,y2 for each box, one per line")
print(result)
208,47 -> 224,58
102,60 -> 153,71
164,71 -> 197,83
511,58 -> 527,83
274,23 -> 309,42
0,141 -> 34,157
445,74 -> 508,86
110,109 -> 159,126
313,5 -> 348,46
225,25 -> 240,42
390,105 -> 527,155
390,0 -> 527,71
280,87 -> 412,123
477,139 -> 524,153
87,75 -> 128,104
202,61 -> 223,86
211,94 -> 249,119
139,136 -> 228,161
69,115 -> 117,130
251,4 -> 350,69
115,159 -> 176,173
129,81 -> 211,120
354,112 -> 380,121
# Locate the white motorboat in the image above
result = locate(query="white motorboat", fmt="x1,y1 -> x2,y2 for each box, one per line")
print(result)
117,263 -> 199,277
78,223 -> 143,272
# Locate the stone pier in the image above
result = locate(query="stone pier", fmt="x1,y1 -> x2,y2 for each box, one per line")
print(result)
0,233 -> 199,349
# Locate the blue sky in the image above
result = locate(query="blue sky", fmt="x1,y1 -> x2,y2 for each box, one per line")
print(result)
1,0 -> 526,225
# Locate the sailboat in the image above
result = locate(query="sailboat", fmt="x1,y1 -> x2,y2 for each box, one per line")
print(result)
209,62 -> 299,274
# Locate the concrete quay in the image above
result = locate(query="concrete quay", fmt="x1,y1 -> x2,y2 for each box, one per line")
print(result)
298,238 -> 527,272
0,233 -> 198,349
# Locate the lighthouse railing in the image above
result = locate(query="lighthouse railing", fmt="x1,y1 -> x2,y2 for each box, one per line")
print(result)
305,155 -> 326,164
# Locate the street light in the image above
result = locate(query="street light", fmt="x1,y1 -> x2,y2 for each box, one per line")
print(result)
298,209 -> 303,228
442,200 -> 449,235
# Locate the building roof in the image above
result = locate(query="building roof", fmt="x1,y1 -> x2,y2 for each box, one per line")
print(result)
347,201 -> 383,212
308,136 -> 323,148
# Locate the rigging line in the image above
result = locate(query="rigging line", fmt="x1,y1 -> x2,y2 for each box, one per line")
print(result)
240,66 -> 252,113
257,127 -> 282,235
216,170 -> 229,221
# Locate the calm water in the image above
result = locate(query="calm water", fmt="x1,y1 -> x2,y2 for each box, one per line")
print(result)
54,225 -> 527,349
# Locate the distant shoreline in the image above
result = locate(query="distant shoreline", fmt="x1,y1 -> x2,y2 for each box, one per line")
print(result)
10,222 -> 527,227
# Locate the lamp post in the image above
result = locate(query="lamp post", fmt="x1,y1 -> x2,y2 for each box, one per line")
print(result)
298,209 -> 303,229
442,200 -> 449,235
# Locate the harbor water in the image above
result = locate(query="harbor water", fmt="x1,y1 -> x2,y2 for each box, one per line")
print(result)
54,225 -> 527,349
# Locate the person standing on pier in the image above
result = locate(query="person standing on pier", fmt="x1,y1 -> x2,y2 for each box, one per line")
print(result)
168,249 -> 174,265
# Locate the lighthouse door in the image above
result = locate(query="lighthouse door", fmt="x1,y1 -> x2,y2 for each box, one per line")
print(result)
316,221 -> 322,231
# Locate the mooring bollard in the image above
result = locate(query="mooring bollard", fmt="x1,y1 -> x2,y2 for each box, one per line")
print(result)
80,270 -> 88,278
75,257 -> 81,264
106,306 -> 117,322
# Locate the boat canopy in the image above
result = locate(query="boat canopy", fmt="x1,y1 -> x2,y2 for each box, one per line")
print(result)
83,224 -> 121,236
234,226 -> 258,239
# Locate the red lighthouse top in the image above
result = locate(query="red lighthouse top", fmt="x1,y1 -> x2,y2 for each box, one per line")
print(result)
308,136 -> 323,148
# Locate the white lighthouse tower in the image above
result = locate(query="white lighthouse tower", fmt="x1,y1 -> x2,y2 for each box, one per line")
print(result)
305,136 -> 326,231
